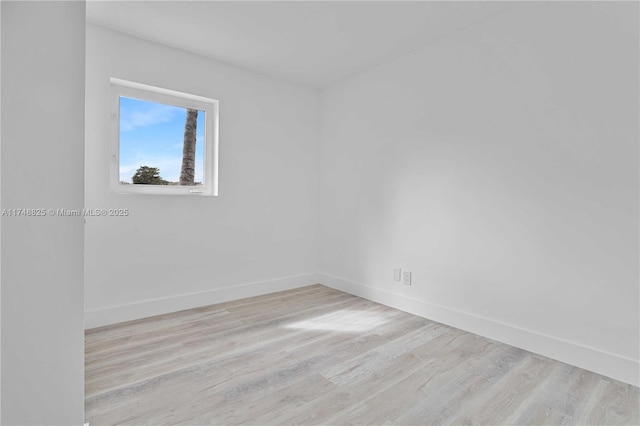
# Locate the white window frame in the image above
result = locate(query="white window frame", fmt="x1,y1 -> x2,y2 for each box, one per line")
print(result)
110,78 -> 219,196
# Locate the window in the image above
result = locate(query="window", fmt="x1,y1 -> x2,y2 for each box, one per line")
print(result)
110,78 -> 218,196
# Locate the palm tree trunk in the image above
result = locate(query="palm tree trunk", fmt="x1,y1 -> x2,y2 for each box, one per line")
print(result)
179,109 -> 198,185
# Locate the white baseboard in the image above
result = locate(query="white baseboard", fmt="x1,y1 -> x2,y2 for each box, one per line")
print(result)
84,271 -> 639,387
85,273 -> 321,329
318,273 -> 640,387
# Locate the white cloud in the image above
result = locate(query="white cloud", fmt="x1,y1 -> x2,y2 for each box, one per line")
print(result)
120,103 -> 183,132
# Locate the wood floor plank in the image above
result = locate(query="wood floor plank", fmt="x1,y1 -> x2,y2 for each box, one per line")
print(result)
578,379 -> 640,426
511,364 -> 601,425
85,285 -> 640,425
85,291 -> 373,397
367,344 -> 524,425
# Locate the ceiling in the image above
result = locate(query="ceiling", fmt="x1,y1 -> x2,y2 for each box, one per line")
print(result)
86,1 -> 514,89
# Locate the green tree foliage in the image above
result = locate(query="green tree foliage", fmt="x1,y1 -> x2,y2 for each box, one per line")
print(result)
132,166 -> 169,185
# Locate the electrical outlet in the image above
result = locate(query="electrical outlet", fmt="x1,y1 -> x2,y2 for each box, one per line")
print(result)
403,271 -> 412,286
393,268 -> 402,282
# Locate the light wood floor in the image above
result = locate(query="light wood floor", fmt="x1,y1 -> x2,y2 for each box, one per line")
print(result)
85,285 -> 639,425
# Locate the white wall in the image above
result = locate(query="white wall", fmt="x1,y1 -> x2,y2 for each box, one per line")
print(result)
0,2 -> 3,420
1,2 -> 85,423
85,25 -> 321,327
319,2 -> 639,386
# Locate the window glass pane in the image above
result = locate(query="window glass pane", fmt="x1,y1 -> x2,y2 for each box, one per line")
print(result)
119,97 -> 205,186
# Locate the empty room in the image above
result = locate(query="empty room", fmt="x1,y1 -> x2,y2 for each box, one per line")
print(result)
1,1 -> 639,424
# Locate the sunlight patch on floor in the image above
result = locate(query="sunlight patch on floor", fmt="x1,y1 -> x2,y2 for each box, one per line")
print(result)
285,310 -> 392,332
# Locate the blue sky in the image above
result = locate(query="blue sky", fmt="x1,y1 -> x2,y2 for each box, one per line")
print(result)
119,97 -> 205,183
